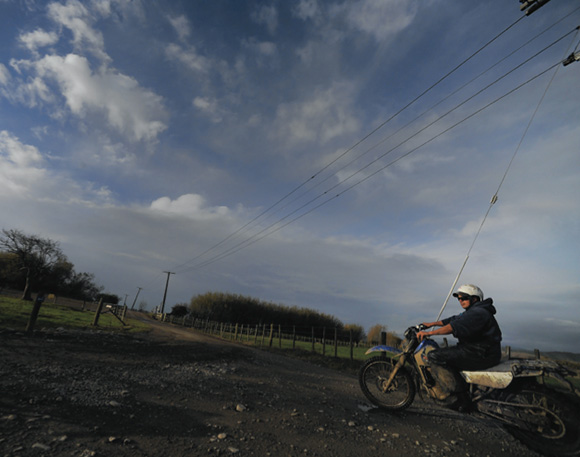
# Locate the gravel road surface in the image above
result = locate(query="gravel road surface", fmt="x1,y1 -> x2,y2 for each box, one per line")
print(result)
1,317 -> 540,457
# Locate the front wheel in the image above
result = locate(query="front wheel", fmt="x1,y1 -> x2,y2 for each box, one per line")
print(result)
358,356 -> 415,411
500,385 -> 580,457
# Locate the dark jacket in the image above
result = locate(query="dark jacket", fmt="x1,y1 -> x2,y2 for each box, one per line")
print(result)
442,298 -> 502,347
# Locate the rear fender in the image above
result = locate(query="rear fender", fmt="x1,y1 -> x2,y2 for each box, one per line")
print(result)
365,345 -> 403,356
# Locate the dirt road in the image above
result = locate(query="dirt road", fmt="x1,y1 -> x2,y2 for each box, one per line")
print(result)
1,318 -> 538,456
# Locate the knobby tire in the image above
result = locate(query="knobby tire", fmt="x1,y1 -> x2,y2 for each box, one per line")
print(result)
499,383 -> 580,457
358,356 -> 415,411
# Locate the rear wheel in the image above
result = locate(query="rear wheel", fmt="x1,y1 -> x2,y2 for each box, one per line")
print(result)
499,385 -> 580,456
358,356 -> 415,411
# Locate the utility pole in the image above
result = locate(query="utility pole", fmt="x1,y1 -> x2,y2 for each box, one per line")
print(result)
130,287 -> 142,310
121,293 -> 129,320
519,0 -> 552,16
160,271 -> 175,315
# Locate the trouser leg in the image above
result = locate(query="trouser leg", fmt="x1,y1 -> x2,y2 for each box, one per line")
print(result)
428,345 -> 500,371
427,347 -> 468,394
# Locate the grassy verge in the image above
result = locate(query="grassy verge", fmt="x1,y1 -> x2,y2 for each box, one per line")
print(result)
188,327 -> 381,376
0,295 -> 150,333
209,328 -> 373,360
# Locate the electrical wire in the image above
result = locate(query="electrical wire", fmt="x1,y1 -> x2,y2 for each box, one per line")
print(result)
172,15 -> 579,276
173,25 -> 577,273
435,26 -> 580,321
239,14 -> 580,241
154,8 -> 580,311
179,60 -> 562,273
169,14 -> 528,274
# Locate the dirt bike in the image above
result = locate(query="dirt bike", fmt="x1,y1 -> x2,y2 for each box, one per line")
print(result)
359,324 -> 580,457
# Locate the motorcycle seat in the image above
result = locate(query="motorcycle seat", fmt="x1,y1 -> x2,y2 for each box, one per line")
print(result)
460,361 -> 515,388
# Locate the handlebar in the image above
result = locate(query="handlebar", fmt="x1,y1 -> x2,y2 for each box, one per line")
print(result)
404,324 -> 427,341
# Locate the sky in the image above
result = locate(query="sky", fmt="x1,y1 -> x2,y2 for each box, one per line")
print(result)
0,0 -> 579,352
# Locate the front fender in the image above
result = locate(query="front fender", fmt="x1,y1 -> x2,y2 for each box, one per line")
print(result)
365,345 -> 403,356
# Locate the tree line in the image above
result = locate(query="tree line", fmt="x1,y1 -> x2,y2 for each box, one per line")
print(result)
176,291 -> 400,345
0,228 -> 108,302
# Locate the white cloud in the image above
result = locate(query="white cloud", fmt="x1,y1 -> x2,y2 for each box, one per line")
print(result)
47,0 -> 110,62
0,130 -> 43,167
18,29 -> 59,53
168,14 -> 191,41
273,83 -> 360,145
193,96 -> 223,123
31,53 -> 168,142
251,4 -> 278,35
255,41 -> 276,57
0,130 -> 118,205
0,130 -> 45,195
240,39 -> 278,68
150,194 -> 231,220
294,0 -> 320,21
0,63 -> 10,85
335,0 -> 418,42
165,43 -> 210,73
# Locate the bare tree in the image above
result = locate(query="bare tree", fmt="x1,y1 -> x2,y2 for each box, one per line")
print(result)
366,324 -> 387,344
344,323 -> 366,344
0,228 -> 65,300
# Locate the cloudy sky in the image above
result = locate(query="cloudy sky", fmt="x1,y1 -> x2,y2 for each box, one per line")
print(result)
1,0 -> 579,352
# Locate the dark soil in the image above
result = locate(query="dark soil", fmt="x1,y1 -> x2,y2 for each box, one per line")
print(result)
0,316 -> 540,457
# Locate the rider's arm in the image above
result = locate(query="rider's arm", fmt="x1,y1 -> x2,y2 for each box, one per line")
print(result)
422,321 -> 444,328
417,323 -> 453,342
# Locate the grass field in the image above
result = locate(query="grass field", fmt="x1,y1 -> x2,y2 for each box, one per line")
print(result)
0,295 -> 150,333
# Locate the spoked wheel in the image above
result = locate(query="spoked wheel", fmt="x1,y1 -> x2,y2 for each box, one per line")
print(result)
358,356 -> 415,411
499,385 -> 580,457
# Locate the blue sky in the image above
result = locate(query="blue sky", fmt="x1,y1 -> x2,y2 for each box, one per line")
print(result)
1,0 -> 579,352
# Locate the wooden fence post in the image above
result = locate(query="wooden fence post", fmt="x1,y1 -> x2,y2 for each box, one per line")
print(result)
292,326 -> 296,349
92,297 -> 104,326
311,327 -> 315,352
322,327 -> 326,356
25,292 -> 46,334
349,329 -> 353,360
278,324 -> 282,348
334,328 -> 338,357
268,323 -> 274,347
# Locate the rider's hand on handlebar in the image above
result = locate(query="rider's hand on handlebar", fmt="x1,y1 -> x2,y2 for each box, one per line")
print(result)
416,330 -> 429,342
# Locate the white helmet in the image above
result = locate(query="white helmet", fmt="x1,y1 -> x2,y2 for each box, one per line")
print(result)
453,284 -> 484,301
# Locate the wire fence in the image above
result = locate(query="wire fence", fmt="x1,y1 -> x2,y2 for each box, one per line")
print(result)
159,313 -> 398,361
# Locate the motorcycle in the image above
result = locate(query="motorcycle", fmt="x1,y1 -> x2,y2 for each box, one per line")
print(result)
359,324 -> 580,457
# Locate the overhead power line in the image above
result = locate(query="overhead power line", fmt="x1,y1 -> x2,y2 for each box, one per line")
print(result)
169,7 -> 579,277
173,23 -> 579,274
520,0 -> 552,16
437,23 -> 580,320
178,57 -> 564,273
170,13 -> 527,274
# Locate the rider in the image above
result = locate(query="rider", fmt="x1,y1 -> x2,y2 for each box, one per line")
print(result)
417,284 -> 502,371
